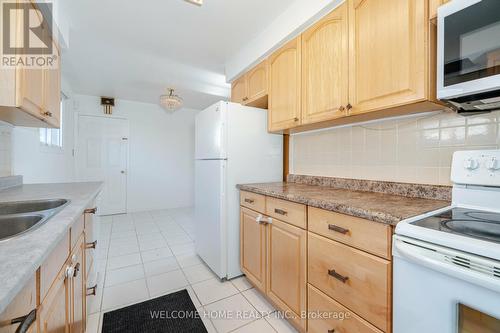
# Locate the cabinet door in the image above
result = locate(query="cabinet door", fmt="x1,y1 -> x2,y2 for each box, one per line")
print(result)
268,37 -> 301,132
240,207 -> 267,292
0,277 -> 36,333
43,42 -> 61,128
39,265 -> 70,333
15,5 -> 45,119
348,0 -> 427,115
302,3 -> 349,124
231,76 -> 248,104
70,236 -> 86,333
266,219 -> 306,331
246,60 -> 268,102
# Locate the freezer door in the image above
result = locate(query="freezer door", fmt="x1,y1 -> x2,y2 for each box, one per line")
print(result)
194,159 -> 227,278
195,102 -> 227,160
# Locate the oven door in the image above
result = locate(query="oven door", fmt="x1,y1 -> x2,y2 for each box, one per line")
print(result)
437,0 -> 500,99
393,236 -> 500,333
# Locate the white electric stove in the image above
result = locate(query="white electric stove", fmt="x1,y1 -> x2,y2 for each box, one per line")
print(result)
393,150 -> 500,333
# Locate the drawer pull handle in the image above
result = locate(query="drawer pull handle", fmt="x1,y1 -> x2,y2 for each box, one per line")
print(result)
328,269 -> 349,283
244,198 -> 255,204
86,284 -> 98,296
328,330 -> 335,333
328,224 -> 349,235
274,208 -> 288,216
85,207 -> 98,214
73,263 -> 81,278
86,240 -> 98,249
11,309 -> 36,333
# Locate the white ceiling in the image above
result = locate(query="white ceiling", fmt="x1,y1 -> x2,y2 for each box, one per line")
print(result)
60,0 -> 295,109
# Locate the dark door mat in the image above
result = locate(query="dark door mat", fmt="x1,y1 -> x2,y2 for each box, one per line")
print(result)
102,289 -> 208,333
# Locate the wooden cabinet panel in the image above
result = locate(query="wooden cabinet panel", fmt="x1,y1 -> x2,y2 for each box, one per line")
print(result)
247,60 -> 268,103
268,37 -> 302,132
430,0 -> 450,20
266,219 -> 307,331
39,264 -> 70,333
0,277 -> 37,333
308,207 -> 392,259
266,197 -> 306,229
231,76 -> 248,104
302,2 -> 349,124
41,232 -> 70,303
308,232 -> 391,332
70,216 -> 84,251
240,207 -> 267,292
308,284 -> 383,333
43,43 -> 61,128
348,0 -> 428,115
240,191 -> 266,213
70,236 -> 85,333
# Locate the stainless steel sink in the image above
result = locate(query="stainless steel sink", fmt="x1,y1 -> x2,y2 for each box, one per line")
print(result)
0,215 -> 45,241
0,199 -> 70,241
0,199 -> 68,215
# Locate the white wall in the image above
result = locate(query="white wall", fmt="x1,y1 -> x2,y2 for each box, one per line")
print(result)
11,94 -> 199,212
72,95 -> 199,212
225,0 -> 343,80
11,100 -> 76,183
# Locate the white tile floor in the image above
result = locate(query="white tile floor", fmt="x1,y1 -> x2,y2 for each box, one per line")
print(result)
86,208 -> 298,333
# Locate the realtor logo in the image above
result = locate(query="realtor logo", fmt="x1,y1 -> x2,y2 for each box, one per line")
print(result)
1,0 -> 57,68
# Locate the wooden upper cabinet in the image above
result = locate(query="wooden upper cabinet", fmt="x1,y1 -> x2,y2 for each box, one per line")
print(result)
231,75 -> 248,104
268,36 -> 302,132
246,60 -> 268,103
240,207 -> 267,293
301,2 -> 349,125
348,0 -> 429,116
43,42 -> 61,128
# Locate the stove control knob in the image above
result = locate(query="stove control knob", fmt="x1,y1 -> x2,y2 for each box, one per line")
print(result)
464,158 -> 479,171
487,157 -> 500,171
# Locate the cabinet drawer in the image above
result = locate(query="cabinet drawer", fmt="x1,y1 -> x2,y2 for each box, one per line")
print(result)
40,231 -> 70,302
308,284 -> 383,333
266,197 -> 306,229
70,214 -> 85,250
308,233 -> 391,332
240,191 -> 266,212
308,207 -> 392,259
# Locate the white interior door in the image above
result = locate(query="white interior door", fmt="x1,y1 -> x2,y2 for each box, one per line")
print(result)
76,115 -> 128,215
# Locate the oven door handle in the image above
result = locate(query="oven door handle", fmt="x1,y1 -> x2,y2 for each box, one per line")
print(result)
394,238 -> 500,293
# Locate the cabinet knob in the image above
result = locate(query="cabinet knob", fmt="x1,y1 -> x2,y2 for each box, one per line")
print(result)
42,111 -> 53,117
84,207 -> 97,214
73,263 -> 81,278
293,117 -> 299,122
86,240 -> 98,249
338,105 -> 345,112
346,103 -> 352,111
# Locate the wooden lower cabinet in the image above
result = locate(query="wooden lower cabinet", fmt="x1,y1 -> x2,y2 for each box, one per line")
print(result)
308,284 -> 383,333
266,219 -> 307,331
38,264 -> 70,333
0,277 -> 37,333
70,236 -> 86,333
240,207 -> 267,293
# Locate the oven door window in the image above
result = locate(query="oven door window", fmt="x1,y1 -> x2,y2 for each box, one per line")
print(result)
458,304 -> 500,333
443,0 -> 500,87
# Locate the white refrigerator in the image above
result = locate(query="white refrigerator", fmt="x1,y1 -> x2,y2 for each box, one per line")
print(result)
194,101 -> 283,280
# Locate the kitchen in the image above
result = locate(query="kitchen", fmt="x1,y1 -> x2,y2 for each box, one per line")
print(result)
0,0 -> 500,332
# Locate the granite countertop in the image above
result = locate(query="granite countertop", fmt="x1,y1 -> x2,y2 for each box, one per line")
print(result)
237,181 -> 450,225
0,182 -> 103,314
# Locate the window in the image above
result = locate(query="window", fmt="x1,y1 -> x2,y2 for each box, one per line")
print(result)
39,94 -> 65,148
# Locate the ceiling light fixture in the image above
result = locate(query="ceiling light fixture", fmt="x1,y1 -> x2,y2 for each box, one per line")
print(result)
160,88 -> 183,112
184,0 -> 203,6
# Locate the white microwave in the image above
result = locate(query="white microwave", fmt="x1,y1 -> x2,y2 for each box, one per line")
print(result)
437,0 -> 500,113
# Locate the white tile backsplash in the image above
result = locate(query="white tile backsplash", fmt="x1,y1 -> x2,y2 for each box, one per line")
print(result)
291,110 -> 500,186
0,123 -> 12,177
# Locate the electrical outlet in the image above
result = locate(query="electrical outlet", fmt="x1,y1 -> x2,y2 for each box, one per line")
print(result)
184,0 -> 203,6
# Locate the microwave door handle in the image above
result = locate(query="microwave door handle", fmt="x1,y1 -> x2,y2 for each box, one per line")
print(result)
394,240 -> 500,293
